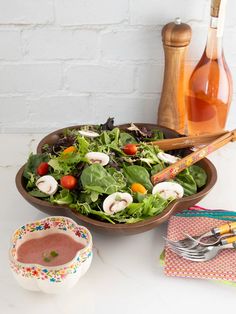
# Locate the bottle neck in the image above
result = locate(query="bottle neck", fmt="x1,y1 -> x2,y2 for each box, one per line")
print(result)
205,16 -> 224,60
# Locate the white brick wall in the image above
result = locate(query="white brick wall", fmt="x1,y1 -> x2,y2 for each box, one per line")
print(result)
26,29 -> 99,60
66,65 -> 134,93
101,30 -> 162,61
0,0 -> 54,24
0,0 -> 235,133
55,0 -> 129,25
0,64 -> 62,93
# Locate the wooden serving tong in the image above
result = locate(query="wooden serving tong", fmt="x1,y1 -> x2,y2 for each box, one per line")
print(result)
151,129 -> 236,185
139,131 -> 228,151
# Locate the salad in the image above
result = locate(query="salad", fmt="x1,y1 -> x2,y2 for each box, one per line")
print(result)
23,118 -> 207,224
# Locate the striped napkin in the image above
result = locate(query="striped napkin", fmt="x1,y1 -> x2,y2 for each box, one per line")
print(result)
164,209 -> 236,282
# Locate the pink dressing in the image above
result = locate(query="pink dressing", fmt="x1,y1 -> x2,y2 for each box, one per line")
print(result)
16,233 -> 85,266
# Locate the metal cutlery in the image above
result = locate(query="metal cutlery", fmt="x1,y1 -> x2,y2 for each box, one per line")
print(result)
165,221 -> 236,249
166,235 -> 236,262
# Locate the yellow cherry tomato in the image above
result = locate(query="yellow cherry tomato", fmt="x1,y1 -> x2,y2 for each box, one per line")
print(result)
62,146 -> 77,154
131,183 -> 147,194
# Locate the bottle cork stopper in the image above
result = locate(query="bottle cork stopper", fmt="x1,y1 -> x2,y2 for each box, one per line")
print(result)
211,0 -> 222,17
162,18 -> 192,47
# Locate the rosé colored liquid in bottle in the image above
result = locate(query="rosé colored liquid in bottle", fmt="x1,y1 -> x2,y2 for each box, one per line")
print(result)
186,0 -> 232,135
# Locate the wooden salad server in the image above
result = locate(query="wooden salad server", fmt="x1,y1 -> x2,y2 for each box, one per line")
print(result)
140,130 -> 228,151
151,129 -> 236,185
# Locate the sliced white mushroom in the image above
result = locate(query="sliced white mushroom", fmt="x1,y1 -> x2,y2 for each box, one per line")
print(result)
103,192 -> 133,215
85,152 -> 109,166
152,182 -> 184,200
36,175 -> 58,196
157,152 -> 180,164
78,130 -> 100,138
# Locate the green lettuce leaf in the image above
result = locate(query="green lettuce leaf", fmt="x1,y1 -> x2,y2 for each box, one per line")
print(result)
23,153 -> 49,179
175,169 -> 197,196
123,165 -> 153,191
50,189 -> 73,205
80,164 -> 124,195
189,165 -> 207,188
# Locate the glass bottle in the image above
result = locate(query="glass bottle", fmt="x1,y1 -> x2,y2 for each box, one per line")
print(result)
186,0 -> 233,135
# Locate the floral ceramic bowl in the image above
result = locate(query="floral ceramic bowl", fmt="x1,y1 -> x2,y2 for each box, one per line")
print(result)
9,216 -> 93,294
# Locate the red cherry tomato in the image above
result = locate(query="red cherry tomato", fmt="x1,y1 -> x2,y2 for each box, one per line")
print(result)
37,162 -> 49,176
60,175 -> 77,190
123,144 -> 137,155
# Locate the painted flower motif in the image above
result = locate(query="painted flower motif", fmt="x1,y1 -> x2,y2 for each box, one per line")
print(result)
36,225 -> 43,231
43,223 -> 50,229
170,167 -> 179,176
179,163 -> 186,171
186,158 -> 193,167
75,230 -> 81,237
10,217 -> 91,283
192,154 -> 199,162
32,270 -> 39,276
207,145 -> 213,153
199,150 -> 207,158
173,167 -> 179,175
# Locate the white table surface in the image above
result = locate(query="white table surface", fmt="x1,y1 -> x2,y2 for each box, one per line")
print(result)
1,134 -> 236,314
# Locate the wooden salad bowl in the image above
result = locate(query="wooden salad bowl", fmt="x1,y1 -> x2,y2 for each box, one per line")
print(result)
15,124 -> 217,235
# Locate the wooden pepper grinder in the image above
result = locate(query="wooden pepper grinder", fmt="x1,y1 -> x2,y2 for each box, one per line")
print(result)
157,18 -> 192,134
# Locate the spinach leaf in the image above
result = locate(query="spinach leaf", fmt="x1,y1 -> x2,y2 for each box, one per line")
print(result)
189,165 -> 207,188
23,153 -> 49,179
123,165 -> 153,191
28,190 -> 49,198
175,169 -> 197,196
80,164 -> 123,195
119,132 -> 137,146
150,164 -> 165,176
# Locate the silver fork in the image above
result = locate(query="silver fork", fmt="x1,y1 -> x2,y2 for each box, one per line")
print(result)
165,231 -> 235,249
167,236 -> 236,262
165,222 -> 236,249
